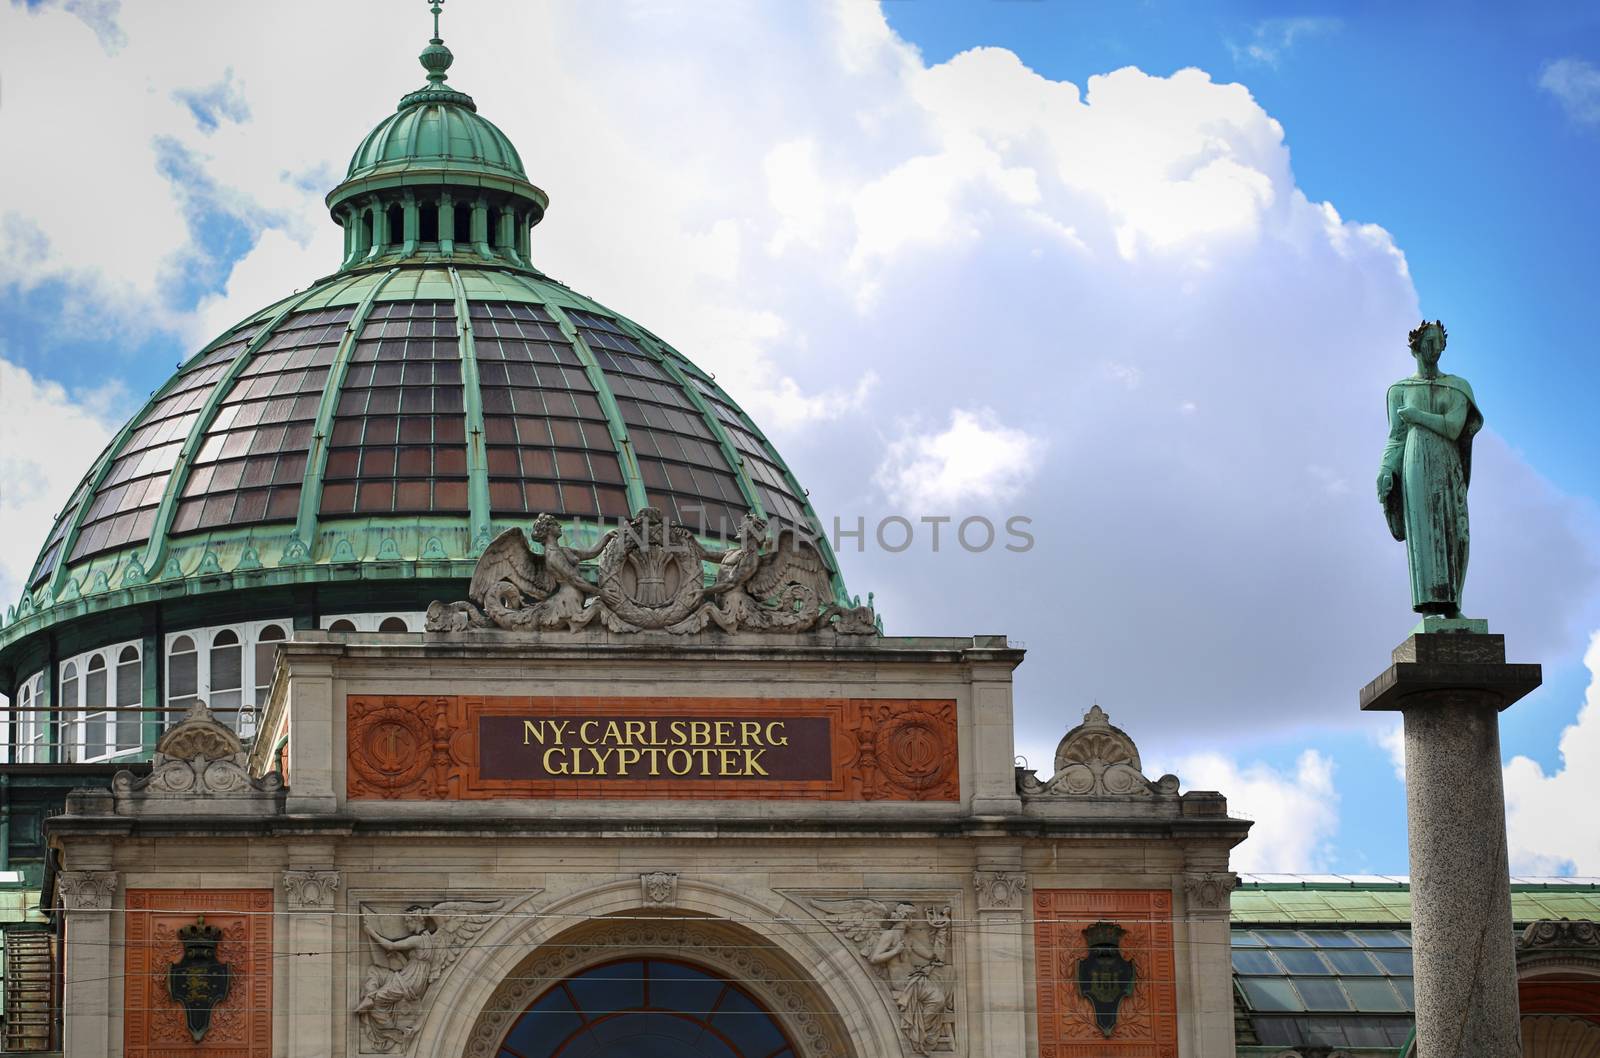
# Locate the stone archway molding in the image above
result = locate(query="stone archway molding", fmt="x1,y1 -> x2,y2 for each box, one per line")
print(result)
407,876 -> 901,1058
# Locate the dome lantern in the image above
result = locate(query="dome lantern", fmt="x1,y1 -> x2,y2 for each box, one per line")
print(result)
325,0 -> 547,272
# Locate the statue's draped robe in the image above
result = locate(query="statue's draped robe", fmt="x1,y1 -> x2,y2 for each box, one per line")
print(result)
1381,374 -> 1483,614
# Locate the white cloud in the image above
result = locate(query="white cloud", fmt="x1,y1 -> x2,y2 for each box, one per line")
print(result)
1539,58 -> 1600,127
1228,17 -> 1341,69
1173,749 -> 1340,872
4,1 -> 1596,765
876,409 -> 1046,510
1377,720 -> 1407,783
1504,630 -> 1600,874
0,359 -> 119,605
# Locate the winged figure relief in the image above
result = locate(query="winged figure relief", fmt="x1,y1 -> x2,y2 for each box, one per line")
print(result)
425,510 -> 877,636
808,897 -> 955,1054
355,900 -> 503,1051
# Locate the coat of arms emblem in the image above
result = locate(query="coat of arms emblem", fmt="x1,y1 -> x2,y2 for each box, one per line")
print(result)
168,916 -> 231,1041
1075,920 -> 1136,1037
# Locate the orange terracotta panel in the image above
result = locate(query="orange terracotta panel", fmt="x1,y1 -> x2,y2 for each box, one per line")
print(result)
1033,888 -> 1178,1058
345,695 -> 959,802
124,889 -> 272,1058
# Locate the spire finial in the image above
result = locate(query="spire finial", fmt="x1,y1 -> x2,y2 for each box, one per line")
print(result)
419,0 -> 453,85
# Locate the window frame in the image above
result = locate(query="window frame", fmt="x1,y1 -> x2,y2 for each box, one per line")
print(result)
164,619 -> 292,740
56,640 -> 144,763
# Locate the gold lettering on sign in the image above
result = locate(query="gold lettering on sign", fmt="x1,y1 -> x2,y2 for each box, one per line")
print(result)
347,696 -> 961,802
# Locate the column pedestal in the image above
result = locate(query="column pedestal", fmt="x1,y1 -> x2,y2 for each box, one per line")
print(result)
1361,630 -> 1540,1058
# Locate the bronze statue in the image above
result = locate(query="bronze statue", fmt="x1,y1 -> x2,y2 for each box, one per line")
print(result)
1377,320 -> 1483,619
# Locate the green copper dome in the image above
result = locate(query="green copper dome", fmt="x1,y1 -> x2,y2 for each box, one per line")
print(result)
345,90 -> 526,183
0,15 -> 846,681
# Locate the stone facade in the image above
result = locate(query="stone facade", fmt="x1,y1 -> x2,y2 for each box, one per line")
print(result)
48,629 -> 1249,1057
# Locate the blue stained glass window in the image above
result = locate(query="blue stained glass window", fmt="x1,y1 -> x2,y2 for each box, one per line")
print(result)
496,959 -> 794,1058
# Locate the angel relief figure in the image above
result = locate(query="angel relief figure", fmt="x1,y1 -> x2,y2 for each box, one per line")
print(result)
810,898 -> 955,1054
355,901 -> 501,1051
427,515 -> 614,633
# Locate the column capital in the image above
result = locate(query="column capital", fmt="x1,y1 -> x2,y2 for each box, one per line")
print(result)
58,870 -> 118,913
973,869 -> 1028,912
284,869 -> 341,911
1181,871 -> 1239,915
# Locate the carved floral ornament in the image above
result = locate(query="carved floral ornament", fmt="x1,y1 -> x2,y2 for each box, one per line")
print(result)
283,870 -> 341,911
57,870 -> 118,912
973,871 -> 1028,912
1018,704 -> 1180,799
1182,872 -> 1240,912
640,872 -> 678,908
425,509 -> 879,636
112,701 -> 284,804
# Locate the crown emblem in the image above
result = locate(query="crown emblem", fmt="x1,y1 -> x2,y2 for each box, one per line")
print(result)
177,916 -> 224,950
1083,921 -> 1126,949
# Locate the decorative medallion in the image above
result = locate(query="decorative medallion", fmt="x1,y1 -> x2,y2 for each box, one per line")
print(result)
347,698 -> 441,797
1075,922 -> 1136,1037
169,917 -> 231,1042
641,872 -> 678,908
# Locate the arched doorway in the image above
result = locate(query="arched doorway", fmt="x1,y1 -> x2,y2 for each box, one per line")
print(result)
492,958 -> 799,1058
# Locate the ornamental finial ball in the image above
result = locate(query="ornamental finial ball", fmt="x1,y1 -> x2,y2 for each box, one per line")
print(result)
419,0 -> 452,84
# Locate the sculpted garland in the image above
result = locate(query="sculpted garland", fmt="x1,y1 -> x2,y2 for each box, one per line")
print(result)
426,508 -> 879,635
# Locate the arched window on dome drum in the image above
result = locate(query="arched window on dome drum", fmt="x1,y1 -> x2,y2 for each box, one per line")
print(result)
253,624 -> 287,709
419,199 -> 439,244
454,203 -> 472,246
495,958 -> 799,1058
378,617 -> 408,633
210,630 -> 244,733
66,324 -> 261,563
327,619 -> 357,633
171,307 -> 354,537
322,301 -> 468,515
167,635 -> 198,725
117,645 -> 142,751
13,673 -> 44,764
468,302 -> 629,520
386,205 -> 404,252
83,654 -> 109,761
569,310 -> 747,536
165,621 -> 290,734
59,662 -> 78,762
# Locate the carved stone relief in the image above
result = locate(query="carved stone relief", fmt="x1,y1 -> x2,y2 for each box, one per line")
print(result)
1182,872 -> 1239,913
355,898 -> 506,1053
426,509 -> 878,636
640,872 -> 678,908
1519,917 -> 1600,950
973,870 -> 1028,912
1018,705 -> 1180,799
284,870 -> 341,911
112,701 -> 284,811
57,870 -> 118,912
804,893 -> 959,1055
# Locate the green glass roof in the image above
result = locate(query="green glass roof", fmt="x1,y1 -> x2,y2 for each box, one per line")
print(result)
1231,878 -> 1600,926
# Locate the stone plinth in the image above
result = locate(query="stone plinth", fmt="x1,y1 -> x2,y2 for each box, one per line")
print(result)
1361,631 -> 1541,1058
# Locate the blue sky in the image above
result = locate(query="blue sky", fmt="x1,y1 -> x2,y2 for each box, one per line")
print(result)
3,1 -> 1599,875
883,0 -> 1600,871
